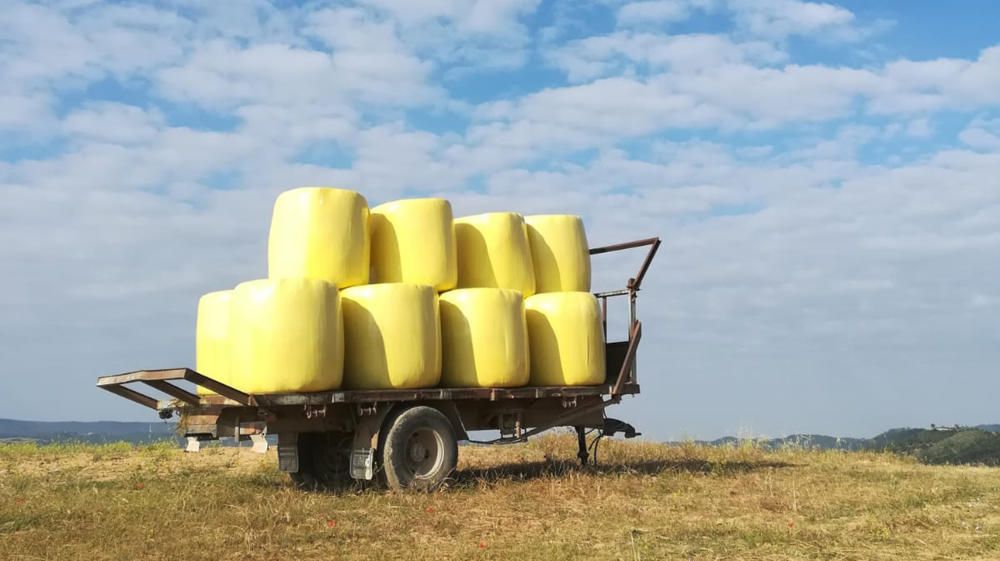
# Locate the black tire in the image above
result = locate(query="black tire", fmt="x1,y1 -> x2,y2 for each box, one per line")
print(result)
378,406 -> 458,491
289,432 -> 352,490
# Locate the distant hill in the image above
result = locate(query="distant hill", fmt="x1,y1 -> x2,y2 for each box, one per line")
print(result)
677,425 -> 1000,466
699,434 -> 868,451
911,430 -> 1000,466
0,418 -> 176,444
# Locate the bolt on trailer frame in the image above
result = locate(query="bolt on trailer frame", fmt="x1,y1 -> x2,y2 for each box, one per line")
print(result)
97,237 -> 660,490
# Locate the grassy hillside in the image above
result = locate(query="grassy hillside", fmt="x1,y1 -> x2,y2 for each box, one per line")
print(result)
865,428 -> 1000,466
2,436 -> 1000,560
696,427 -> 1000,466
917,430 -> 1000,466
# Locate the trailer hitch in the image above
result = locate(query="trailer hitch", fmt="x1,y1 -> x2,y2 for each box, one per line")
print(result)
602,418 -> 640,439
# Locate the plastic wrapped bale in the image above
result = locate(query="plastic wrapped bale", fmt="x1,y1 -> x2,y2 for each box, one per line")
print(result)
268,187 -> 370,288
195,290 -> 232,395
439,288 -> 529,388
341,283 -> 441,390
230,278 -> 344,394
524,292 -> 606,386
525,214 -> 591,293
454,212 -> 535,296
370,198 -> 457,291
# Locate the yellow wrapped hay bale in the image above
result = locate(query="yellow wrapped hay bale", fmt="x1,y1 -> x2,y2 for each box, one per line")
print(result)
230,278 -> 343,394
268,187 -> 370,288
454,212 -> 535,296
341,283 -> 441,390
525,292 -> 606,386
439,288 -> 529,388
195,290 -> 232,395
370,198 -> 457,291
525,214 -> 591,293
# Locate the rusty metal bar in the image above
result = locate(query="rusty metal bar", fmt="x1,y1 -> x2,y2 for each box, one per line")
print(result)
631,238 -> 661,291
594,288 -> 629,298
589,237 -> 660,255
185,370 -> 253,406
257,383 -> 636,407
97,368 -> 254,407
212,383 -> 639,410
601,295 -> 608,340
500,397 -> 621,443
142,380 -> 200,405
612,321 -> 642,397
101,384 -> 159,410
97,368 -> 192,386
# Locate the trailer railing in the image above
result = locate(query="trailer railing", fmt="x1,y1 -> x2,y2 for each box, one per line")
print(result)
590,237 -> 660,396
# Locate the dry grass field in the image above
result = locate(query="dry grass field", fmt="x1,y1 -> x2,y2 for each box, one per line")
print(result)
2,435 -> 999,561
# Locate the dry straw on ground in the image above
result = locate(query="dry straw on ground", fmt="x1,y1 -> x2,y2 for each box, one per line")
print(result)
2,434 -> 999,560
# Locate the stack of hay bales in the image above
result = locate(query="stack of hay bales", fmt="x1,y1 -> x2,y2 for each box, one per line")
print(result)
523,216 -> 605,386
194,187 -> 606,395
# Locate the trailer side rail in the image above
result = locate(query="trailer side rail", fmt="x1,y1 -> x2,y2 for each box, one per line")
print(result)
97,367 -> 641,411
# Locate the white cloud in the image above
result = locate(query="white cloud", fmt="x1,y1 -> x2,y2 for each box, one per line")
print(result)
614,0 -> 871,42
959,117 -> 1000,151
872,46 -> 1000,113
63,103 -> 165,145
728,0 -> 857,39
358,0 -> 537,34
904,117 -> 933,139
354,0 -> 541,70
617,0 -> 700,27
541,39 -> 1000,139
549,32 -> 787,81
157,40 -> 435,110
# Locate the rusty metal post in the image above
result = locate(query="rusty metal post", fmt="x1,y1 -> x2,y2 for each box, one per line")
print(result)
629,286 -> 638,384
601,296 -> 608,340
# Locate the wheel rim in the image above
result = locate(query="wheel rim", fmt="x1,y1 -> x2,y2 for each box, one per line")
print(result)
404,428 -> 444,479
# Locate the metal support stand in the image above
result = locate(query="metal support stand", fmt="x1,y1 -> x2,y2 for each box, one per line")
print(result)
575,426 -> 588,465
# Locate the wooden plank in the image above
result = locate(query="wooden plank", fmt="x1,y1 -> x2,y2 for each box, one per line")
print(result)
97,368 -> 190,386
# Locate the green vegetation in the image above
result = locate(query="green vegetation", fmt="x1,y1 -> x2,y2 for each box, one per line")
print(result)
916,430 -> 1000,466
2,435 -> 1000,560
700,426 -> 1000,466
864,427 -> 1000,466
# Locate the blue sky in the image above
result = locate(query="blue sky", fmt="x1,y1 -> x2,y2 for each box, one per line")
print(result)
1,0 -> 999,440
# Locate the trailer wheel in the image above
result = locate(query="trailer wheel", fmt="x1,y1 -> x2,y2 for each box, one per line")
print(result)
290,432 -> 352,490
378,406 -> 457,491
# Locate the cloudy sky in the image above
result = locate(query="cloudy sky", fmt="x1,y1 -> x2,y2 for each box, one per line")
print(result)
1,0 -> 998,440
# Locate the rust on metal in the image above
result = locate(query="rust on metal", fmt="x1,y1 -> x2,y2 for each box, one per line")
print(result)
253,383 -> 637,408
142,380 -> 200,405
632,238 -> 661,291
185,370 -> 254,405
588,237 -> 660,255
101,383 -> 159,410
96,368 -> 255,410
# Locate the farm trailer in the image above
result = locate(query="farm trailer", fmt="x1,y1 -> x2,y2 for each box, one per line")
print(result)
97,237 -> 660,490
